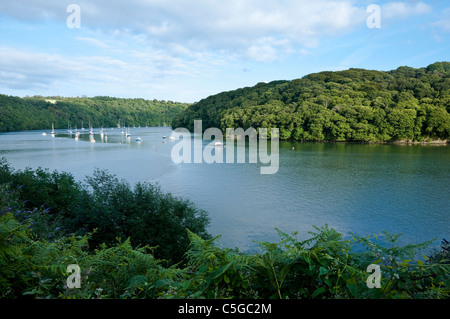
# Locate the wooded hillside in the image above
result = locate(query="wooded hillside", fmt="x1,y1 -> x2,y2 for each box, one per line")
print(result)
0,95 -> 189,132
173,62 -> 450,142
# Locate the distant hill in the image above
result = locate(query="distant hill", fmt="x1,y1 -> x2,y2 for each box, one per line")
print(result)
0,95 -> 190,132
172,62 -> 450,143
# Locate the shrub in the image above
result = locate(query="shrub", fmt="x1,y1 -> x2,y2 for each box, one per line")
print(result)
0,159 -> 211,264
81,169 -> 211,262
0,212 -> 448,299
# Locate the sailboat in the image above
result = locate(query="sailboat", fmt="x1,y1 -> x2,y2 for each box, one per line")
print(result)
89,121 -> 95,143
74,125 -> 80,140
51,123 -> 55,137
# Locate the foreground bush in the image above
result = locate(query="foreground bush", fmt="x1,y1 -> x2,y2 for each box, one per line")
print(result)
0,211 -> 448,299
0,159 -> 210,263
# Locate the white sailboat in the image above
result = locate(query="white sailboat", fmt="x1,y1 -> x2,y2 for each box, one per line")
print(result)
89,121 -> 95,143
74,125 -> 80,140
51,123 -> 55,137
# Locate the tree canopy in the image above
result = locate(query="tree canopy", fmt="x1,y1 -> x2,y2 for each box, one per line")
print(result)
0,95 -> 190,132
172,62 -> 450,143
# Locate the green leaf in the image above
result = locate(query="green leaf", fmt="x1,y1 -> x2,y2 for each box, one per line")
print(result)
346,279 -> 358,297
312,287 -> 326,298
319,267 -> 329,276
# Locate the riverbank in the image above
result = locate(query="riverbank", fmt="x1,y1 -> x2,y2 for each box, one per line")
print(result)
390,139 -> 449,145
281,138 -> 449,145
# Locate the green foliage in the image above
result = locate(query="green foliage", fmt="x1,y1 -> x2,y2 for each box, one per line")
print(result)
173,62 -> 450,143
82,169 -> 211,262
0,160 -> 448,299
0,159 -> 210,264
1,210 -> 447,299
351,232 -> 449,298
428,239 -> 450,264
0,95 -> 189,132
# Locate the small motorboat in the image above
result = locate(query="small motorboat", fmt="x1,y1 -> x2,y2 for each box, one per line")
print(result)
136,137 -> 142,142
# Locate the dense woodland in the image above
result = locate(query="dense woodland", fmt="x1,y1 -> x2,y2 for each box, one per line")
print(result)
173,62 -> 450,143
1,62 -> 449,143
0,160 -> 448,299
0,95 -> 189,132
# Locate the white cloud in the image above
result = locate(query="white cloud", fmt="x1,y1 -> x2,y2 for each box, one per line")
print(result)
0,1 -> 368,57
382,2 -> 432,20
432,7 -> 450,32
75,37 -> 109,48
0,43 -> 227,101
0,0 -> 442,101
0,1 -> 436,63
0,47 -> 79,89
247,44 -> 278,63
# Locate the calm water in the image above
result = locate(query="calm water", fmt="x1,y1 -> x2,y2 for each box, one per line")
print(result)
0,127 -> 448,252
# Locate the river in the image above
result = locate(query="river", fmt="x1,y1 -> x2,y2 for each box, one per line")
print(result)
0,127 -> 448,252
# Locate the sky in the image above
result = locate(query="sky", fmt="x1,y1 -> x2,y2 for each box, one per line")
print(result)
0,0 -> 449,103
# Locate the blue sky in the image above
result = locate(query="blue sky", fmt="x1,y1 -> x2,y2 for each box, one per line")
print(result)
0,0 -> 449,103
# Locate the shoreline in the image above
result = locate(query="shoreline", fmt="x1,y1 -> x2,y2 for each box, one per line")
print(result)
389,139 -> 449,145
1,128 -> 449,146
281,138 -> 449,146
